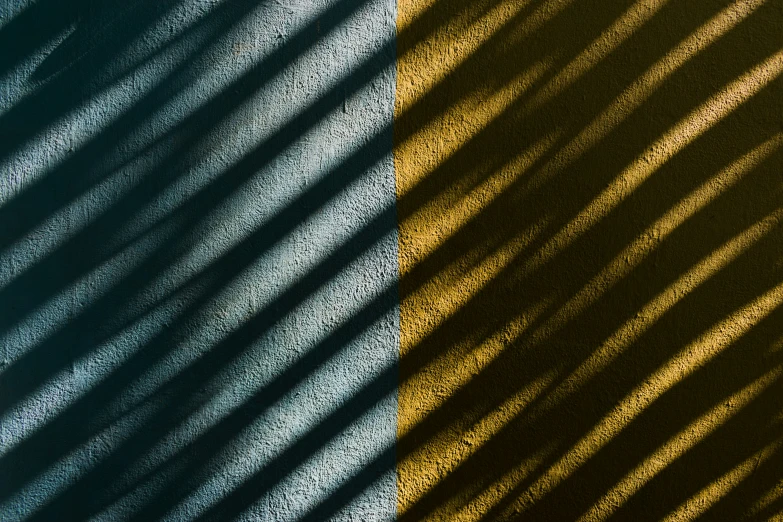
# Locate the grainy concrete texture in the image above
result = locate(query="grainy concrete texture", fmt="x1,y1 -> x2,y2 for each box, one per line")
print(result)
394,0 -> 783,520
0,0 -> 399,520
3,0 -> 783,520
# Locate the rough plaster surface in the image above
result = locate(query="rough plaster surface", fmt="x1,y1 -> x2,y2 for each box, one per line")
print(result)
0,0 -> 398,520
395,0 -> 783,520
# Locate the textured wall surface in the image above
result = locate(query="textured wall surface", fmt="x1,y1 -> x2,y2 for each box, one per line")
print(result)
0,0 -> 399,520
394,0 -> 783,520
3,0 -> 783,520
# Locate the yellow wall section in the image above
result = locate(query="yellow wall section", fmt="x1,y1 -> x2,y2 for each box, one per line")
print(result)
394,0 -> 783,520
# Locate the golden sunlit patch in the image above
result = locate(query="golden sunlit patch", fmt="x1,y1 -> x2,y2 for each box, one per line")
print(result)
396,0 -> 540,111
528,135 -> 783,351
519,0 -> 768,197
394,0 -> 783,517
394,63 -> 553,197
526,0 -> 671,110
398,372 -> 557,519
663,439 -> 783,521
398,132 -> 557,273
534,207 -> 783,415
520,47 -> 783,277
579,366 -> 782,521
519,260 -> 783,511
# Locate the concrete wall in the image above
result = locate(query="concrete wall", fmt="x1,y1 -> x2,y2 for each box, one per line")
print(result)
395,0 -> 783,520
0,0 -> 398,520
3,0 -> 783,520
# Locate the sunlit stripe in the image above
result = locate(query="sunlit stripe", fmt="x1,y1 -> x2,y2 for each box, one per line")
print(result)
397,232 -> 551,442
662,439 -> 783,521
537,207 -> 783,411
398,131 -> 557,273
578,366 -> 782,521
399,311 -> 554,435
520,0 -> 767,195
0,0 -> 377,272
519,46 -> 783,276
397,0 -> 569,112
748,457 -> 783,519
456,443 -> 555,521
395,62 -> 553,196
528,135 -> 783,346
396,0 -> 537,107
401,221 -> 548,347
398,371 -> 557,517
518,249 -> 783,511
526,0 -> 670,109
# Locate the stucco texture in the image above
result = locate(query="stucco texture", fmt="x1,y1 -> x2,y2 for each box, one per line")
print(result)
394,0 -> 783,520
0,0 -> 398,520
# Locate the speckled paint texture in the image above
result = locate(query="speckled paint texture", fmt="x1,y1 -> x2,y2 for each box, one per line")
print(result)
0,0 -> 398,520
394,0 -> 783,520
3,0 -> 783,520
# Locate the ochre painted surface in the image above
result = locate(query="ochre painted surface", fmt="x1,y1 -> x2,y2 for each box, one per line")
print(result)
394,0 -> 783,519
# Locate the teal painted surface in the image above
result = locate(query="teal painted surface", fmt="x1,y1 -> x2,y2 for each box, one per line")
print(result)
0,0 -> 398,520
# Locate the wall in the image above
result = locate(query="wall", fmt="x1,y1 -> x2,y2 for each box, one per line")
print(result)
395,0 -> 783,520
0,0 -> 398,520
2,0 -> 783,521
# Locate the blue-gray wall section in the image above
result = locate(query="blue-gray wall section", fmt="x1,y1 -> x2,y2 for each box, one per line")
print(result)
0,0 -> 399,520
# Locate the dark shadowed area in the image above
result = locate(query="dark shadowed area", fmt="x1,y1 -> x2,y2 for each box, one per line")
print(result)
0,0 -> 399,519
394,0 -> 783,520
1,0 -> 782,520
